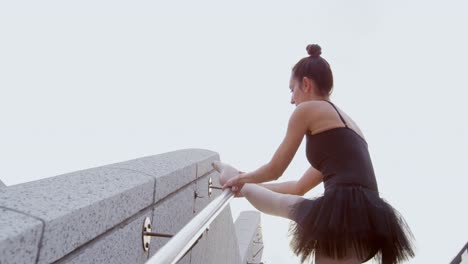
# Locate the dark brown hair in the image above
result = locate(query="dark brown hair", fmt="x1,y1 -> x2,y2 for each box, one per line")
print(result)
292,44 -> 334,96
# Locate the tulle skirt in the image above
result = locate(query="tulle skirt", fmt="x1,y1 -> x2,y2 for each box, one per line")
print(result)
288,184 -> 415,264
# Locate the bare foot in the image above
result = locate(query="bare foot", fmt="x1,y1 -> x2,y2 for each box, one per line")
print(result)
211,161 -> 240,185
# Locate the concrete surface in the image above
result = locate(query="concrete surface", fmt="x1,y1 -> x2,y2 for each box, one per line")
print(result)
0,149 -> 261,264
0,208 -> 43,264
235,211 -> 264,263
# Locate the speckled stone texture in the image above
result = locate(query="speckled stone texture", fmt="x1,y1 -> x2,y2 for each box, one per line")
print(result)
0,179 -> 6,188
108,148 -> 219,201
55,208 -> 153,264
194,170 -> 222,214
0,149 -> 261,264
190,206 -> 242,264
0,166 -> 154,264
0,208 -> 43,264
235,211 -> 263,263
148,180 -> 196,264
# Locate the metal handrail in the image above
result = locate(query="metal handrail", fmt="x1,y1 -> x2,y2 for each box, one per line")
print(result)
146,188 -> 234,264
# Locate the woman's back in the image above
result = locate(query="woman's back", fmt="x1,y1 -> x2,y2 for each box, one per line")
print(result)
305,100 -> 365,141
305,100 -> 379,192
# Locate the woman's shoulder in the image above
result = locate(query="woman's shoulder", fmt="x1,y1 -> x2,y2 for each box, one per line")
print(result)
297,100 -> 365,138
295,100 -> 335,116
290,101 -> 329,127
292,101 -> 321,118
298,100 -> 336,108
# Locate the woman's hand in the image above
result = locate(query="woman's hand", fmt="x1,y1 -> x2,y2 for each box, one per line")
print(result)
232,182 -> 245,198
223,172 -> 245,197
211,161 -> 245,197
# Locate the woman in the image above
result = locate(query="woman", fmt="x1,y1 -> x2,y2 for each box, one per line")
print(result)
214,44 -> 415,264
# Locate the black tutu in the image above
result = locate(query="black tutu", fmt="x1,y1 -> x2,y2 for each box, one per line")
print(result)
288,185 -> 415,264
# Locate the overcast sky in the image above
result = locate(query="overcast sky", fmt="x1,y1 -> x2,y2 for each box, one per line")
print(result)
1,1 -> 467,263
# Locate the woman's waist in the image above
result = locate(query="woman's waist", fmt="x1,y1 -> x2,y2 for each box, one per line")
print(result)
322,169 -> 377,186
324,180 -> 379,194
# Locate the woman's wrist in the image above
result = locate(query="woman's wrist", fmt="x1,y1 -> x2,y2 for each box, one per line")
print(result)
240,170 -> 272,184
238,172 -> 250,184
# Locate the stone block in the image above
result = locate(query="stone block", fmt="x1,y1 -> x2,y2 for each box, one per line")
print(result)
195,152 -> 219,179
190,206 -> 241,264
0,167 -> 154,264
0,149 -> 233,264
0,179 -> 6,188
249,224 -> 264,264
148,181 -> 196,264
0,208 -> 42,264
107,148 -> 219,201
235,211 -> 262,263
55,208 -> 153,264
193,170 -> 222,215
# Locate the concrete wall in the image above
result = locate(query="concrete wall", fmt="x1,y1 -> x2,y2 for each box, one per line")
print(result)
235,211 -> 264,264
0,149 -> 261,264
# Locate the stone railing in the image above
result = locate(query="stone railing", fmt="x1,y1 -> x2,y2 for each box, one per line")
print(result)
0,149 -> 263,264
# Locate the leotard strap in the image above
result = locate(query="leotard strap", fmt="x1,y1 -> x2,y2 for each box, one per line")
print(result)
323,100 -> 348,127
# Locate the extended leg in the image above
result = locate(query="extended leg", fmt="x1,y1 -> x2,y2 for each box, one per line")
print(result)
212,161 -> 304,220
241,183 -> 304,220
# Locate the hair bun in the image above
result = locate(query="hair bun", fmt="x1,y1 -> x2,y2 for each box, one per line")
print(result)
306,44 -> 322,57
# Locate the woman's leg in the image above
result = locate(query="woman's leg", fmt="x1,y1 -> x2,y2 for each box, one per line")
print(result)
213,162 -> 371,263
212,161 -> 304,220
240,183 -> 304,220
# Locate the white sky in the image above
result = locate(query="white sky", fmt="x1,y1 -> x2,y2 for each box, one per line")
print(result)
1,1 -> 467,263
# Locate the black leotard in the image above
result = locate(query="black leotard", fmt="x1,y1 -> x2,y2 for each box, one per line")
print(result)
306,100 -> 379,192
289,100 -> 414,264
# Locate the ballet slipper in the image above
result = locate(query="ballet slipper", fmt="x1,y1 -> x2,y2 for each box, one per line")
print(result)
211,161 -> 240,186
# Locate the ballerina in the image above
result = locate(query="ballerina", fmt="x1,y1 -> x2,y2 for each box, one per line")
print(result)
215,44 -> 415,264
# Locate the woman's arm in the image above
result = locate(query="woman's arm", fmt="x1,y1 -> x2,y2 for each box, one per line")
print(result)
296,166 -> 323,195
259,181 -> 300,195
223,104 -> 313,187
259,166 -> 323,195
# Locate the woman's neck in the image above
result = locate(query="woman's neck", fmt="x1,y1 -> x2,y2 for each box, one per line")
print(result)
308,95 -> 330,101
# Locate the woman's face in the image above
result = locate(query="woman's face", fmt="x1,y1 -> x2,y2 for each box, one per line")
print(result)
289,76 -> 305,106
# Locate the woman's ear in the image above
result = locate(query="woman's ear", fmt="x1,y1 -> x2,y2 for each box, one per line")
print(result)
302,77 -> 312,93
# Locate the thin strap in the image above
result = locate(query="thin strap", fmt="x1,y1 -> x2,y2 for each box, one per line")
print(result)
322,100 -> 348,127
